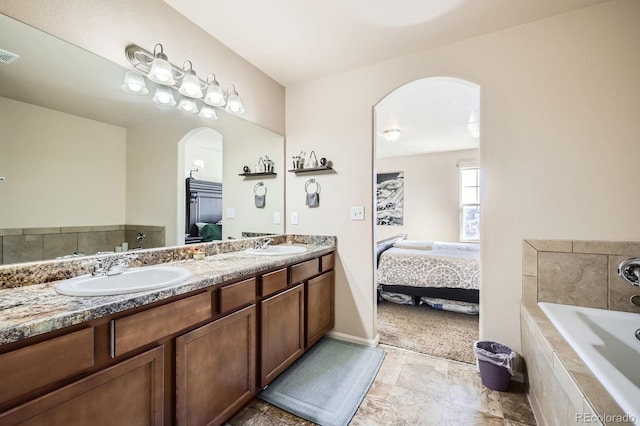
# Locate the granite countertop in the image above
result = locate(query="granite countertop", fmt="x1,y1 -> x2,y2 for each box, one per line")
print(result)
0,244 -> 334,346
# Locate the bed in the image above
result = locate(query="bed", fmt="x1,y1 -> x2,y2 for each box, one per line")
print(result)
185,178 -> 223,243
376,238 -> 480,314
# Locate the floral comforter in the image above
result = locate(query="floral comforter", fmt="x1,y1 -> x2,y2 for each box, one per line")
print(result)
377,242 -> 480,290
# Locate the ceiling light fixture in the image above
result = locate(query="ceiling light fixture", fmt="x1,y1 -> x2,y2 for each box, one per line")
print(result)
383,128 -> 402,141
468,110 -> 480,139
122,43 -> 245,117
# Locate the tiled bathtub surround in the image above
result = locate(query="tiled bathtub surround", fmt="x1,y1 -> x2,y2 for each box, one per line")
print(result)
0,224 -> 166,265
523,239 -> 640,314
521,239 -> 639,425
0,234 -> 335,290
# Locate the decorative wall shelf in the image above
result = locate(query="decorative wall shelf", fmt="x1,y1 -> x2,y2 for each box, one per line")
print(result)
238,172 -> 277,178
287,167 -> 334,174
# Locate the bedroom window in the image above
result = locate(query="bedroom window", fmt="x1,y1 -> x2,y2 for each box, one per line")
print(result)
459,165 -> 480,241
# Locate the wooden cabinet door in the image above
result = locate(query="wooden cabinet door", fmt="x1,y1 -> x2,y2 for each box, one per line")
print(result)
260,284 -> 304,388
175,305 -> 256,426
0,346 -> 164,425
306,271 -> 335,348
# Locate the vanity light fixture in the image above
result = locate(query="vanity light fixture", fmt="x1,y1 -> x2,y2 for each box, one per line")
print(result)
152,85 -> 176,106
123,43 -> 245,118
147,44 -> 175,86
383,128 -> 402,141
225,85 -> 245,115
178,61 -> 203,98
199,104 -> 218,120
120,71 -> 149,95
203,74 -> 226,107
177,96 -> 199,114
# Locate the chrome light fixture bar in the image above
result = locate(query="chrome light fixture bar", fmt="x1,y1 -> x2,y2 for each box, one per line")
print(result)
123,43 -> 245,116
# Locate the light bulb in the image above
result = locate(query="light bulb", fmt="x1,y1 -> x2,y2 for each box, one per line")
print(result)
199,105 -> 218,120
178,97 -> 199,114
152,85 -> 176,106
204,74 -> 226,107
147,44 -> 175,86
121,71 -> 149,95
178,61 -> 203,98
224,86 -> 245,115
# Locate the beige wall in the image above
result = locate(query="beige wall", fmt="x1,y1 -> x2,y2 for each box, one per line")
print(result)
126,111 -> 285,246
221,118 -> 285,240
0,0 -> 285,135
286,0 -> 640,349
376,149 -> 479,242
0,97 -> 126,228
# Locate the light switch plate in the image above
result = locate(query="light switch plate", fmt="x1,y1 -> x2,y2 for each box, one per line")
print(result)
350,206 -> 365,220
291,211 -> 298,225
226,207 -> 235,219
273,212 -> 281,224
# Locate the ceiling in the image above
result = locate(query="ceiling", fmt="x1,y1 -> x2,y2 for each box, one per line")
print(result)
163,0 -> 609,86
376,77 -> 479,158
163,0 -> 608,157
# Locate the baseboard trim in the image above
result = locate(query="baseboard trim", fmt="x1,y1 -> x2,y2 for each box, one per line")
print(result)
326,331 -> 380,347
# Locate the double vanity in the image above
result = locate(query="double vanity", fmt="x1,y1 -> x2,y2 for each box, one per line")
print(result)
0,235 -> 335,425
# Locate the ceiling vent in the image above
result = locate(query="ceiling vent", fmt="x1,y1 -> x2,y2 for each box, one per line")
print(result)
0,48 -> 19,64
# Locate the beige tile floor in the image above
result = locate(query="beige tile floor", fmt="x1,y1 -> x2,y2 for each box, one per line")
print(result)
229,344 -> 537,425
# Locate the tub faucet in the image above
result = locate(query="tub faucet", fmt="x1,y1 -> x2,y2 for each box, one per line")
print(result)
617,257 -> 640,286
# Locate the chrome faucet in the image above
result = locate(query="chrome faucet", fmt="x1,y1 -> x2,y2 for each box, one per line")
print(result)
253,237 -> 273,250
617,258 -> 640,286
85,254 -> 138,276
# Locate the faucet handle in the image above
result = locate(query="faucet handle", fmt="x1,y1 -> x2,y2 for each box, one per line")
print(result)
82,258 -> 105,275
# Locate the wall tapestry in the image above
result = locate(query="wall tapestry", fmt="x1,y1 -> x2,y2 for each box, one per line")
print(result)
376,172 -> 404,226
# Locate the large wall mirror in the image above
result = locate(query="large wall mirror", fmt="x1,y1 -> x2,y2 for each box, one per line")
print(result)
0,13 -> 285,265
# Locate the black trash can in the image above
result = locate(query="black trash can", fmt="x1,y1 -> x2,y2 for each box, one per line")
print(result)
473,341 -> 518,392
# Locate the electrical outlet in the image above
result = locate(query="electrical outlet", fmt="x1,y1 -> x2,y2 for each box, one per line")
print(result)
350,206 -> 365,221
273,212 -> 281,224
291,211 -> 298,225
226,207 -> 235,219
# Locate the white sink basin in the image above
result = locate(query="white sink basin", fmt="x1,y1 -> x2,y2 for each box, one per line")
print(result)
245,245 -> 307,256
55,266 -> 193,296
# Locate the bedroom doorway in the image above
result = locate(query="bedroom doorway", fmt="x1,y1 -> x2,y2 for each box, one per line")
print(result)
373,77 -> 481,364
176,128 -> 223,245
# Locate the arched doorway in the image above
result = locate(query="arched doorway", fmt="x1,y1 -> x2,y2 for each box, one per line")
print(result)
176,128 -> 223,245
373,76 -> 481,364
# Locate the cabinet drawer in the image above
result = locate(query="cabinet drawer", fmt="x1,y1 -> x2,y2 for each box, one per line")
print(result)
219,278 -> 256,314
1,346 -> 164,425
0,327 -> 94,405
290,258 -> 319,284
111,292 -> 211,357
261,268 -> 288,297
321,253 -> 335,272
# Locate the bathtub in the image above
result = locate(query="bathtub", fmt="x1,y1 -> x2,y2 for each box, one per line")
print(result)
539,302 -> 640,425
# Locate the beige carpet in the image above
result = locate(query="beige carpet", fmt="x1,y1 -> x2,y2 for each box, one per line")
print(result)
377,301 -> 479,364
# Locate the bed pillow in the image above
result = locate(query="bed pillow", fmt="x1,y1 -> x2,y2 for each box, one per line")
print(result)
393,240 -> 434,250
199,223 -> 222,242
